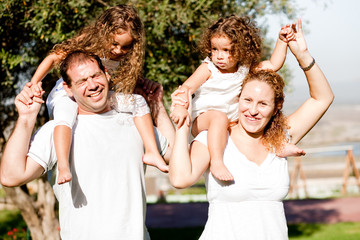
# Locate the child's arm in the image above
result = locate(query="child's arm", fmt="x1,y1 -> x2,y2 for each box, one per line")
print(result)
170,63 -> 211,128
134,79 -> 175,163
30,53 -> 62,95
256,25 -> 296,72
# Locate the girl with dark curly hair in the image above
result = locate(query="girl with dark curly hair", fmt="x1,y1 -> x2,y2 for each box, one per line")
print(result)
170,15 -> 297,181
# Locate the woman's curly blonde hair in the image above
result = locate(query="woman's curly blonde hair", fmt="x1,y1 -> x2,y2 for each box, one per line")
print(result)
51,4 -> 145,95
199,15 -> 262,69
241,70 -> 290,154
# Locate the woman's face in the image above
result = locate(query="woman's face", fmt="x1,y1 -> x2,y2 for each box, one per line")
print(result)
107,30 -> 134,61
238,80 -> 276,135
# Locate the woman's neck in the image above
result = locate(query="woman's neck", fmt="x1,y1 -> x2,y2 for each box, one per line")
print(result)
230,124 -> 269,165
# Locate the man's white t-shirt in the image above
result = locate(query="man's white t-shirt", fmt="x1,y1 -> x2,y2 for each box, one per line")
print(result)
27,109 -> 168,240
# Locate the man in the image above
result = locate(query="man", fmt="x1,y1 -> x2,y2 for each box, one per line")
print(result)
0,51 -> 174,239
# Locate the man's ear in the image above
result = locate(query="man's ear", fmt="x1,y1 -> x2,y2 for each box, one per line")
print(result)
62,81 -> 74,98
105,69 -> 111,82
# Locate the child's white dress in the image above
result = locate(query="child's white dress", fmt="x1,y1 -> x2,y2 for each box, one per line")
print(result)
192,57 -> 249,122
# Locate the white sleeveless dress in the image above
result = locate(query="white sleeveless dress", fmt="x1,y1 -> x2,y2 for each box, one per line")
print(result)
195,131 -> 290,240
192,57 -> 249,122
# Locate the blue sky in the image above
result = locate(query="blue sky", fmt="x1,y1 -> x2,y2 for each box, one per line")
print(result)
263,0 -> 360,107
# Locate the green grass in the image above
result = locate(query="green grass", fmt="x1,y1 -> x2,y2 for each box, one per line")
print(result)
288,222 -> 360,240
149,222 -> 360,240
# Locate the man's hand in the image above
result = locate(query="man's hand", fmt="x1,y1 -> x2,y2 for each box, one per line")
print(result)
15,82 -> 44,118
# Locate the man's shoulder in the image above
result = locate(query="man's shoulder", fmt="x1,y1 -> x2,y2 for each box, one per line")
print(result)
31,120 -> 56,141
35,120 -> 56,132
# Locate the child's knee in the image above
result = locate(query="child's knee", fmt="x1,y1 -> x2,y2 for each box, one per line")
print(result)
210,111 -> 229,125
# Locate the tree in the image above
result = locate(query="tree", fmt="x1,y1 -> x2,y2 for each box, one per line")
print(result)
0,0 -> 297,239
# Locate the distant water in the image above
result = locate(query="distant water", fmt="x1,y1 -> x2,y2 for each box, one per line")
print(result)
307,142 -> 360,157
284,79 -> 360,111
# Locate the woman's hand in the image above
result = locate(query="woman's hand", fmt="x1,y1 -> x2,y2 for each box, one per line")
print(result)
288,19 -> 311,63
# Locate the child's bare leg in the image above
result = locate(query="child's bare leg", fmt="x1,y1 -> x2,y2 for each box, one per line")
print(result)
134,114 -> 168,172
277,142 -> 306,158
54,125 -> 72,184
192,111 -> 233,181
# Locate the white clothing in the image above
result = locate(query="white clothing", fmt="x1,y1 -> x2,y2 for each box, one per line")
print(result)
28,110 -> 168,240
110,93 -> 150,117
46,78 -> 78,128
194,131 -> 289,240
192,57 -> 249,122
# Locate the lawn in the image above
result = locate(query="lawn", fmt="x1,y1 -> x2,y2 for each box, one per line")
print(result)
1,209 -> 360,239
148,223 -> 360,240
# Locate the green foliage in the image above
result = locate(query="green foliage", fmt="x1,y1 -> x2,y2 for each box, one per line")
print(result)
0,0 -> 298,149
136,0 -> 297,98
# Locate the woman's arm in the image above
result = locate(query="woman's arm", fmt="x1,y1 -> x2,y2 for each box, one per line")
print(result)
170,63 -> 211,128
169,94 -> 210,189
287,19 -> 334,144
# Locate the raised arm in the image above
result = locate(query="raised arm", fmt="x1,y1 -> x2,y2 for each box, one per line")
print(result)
257,25 -> 295,71
0,83 -> 45,187
30,53 -> 61,95
287,19 -> 334,144
169,94 -> 210,189
170,63 -> 211,128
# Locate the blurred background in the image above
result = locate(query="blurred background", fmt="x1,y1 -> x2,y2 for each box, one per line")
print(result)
1,0 -> 359,239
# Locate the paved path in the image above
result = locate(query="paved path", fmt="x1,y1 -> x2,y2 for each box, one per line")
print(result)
146,197 -> 360,228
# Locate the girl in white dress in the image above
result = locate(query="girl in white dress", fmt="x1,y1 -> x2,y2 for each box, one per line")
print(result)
170,15 -> 298,181
169,19 -> 334,239
30,5 -> 168,184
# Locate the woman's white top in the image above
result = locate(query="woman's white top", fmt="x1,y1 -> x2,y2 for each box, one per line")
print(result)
192,57 -> 249,122
195,131 -> 290,240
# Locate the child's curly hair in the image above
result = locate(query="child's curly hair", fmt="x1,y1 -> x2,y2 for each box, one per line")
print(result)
199,15 -> 262,69
51,4 -> 145,95
241,70 -> 290,154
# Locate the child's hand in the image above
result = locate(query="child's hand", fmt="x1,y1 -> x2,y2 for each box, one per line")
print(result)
279,24 -> 296,43
30,80 -> 43,97
170,105 -> 190,129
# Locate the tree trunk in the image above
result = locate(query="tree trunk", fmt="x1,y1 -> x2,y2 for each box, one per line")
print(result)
3,175 -> 60,240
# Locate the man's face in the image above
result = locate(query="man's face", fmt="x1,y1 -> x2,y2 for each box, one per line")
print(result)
63,60 -> 112,115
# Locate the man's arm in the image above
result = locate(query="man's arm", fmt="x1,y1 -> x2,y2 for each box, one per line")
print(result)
0,83 -> 45,187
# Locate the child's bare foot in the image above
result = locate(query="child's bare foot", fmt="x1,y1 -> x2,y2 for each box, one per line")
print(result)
210,159 -> 233,181
143,152 -> 169,173
58,168 -> 72,184
277,143 -> 306,158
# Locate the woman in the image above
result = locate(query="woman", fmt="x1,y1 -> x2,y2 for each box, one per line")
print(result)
169,19 -> 334,239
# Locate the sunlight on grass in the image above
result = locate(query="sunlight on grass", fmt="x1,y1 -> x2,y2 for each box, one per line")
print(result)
289,222 -> 360,240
